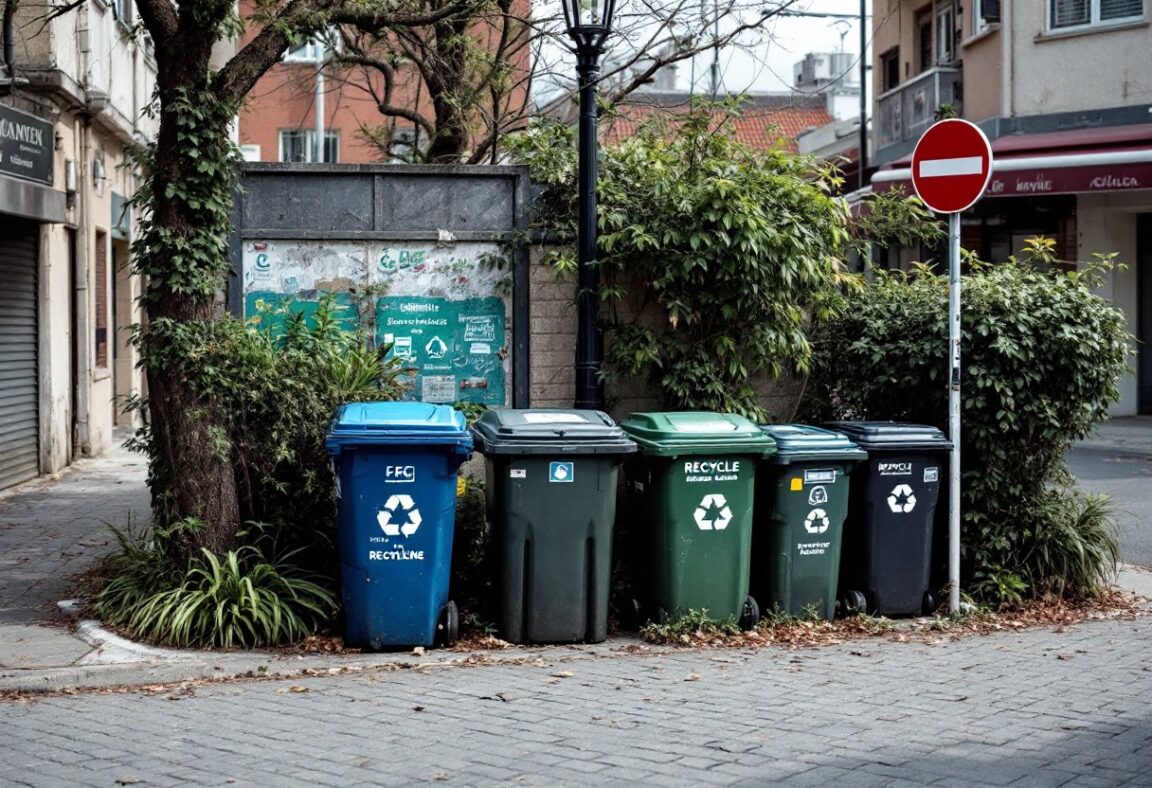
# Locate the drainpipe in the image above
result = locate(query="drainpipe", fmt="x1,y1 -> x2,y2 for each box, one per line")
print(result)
73,12 -> 92,457
1000,0 -> 1013,120
3,0 -> 15,77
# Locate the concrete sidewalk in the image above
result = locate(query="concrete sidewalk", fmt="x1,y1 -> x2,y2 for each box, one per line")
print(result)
1,420 -> 1150,695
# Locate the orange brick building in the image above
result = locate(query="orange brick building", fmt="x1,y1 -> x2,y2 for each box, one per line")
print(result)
236,1 -> 532,164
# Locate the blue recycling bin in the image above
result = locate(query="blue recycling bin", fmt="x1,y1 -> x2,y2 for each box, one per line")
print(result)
325,402 -> 472,649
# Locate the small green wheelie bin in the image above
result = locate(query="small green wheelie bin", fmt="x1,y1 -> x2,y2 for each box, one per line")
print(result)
471,409 -> 637,644
620,412 -> 777,628
751,425 -> 867,620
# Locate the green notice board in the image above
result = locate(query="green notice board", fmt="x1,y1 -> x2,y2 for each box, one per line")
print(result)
376,295 -> 506,405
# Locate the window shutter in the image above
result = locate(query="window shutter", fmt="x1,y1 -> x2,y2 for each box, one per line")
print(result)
1101,0 -> 1144,19
1051,0 -> 1090,27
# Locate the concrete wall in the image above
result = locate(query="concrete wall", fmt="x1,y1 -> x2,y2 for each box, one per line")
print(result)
9,0 -> 154,480
1008,4 -> 1152,117
528,247 -> 808,423
1077,192 -> 1152,416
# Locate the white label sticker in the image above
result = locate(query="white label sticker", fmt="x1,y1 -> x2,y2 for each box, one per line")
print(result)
674,421 -> 738,433
521,413 -> 588,424
421,375 -> 456,403
924,467 -> 939,483
510,468 -> 527,479
803,469 -> 836,484
549,462 -> 574,482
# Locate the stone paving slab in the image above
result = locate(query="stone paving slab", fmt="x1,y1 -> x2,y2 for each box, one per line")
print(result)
2,613 -> 1150,786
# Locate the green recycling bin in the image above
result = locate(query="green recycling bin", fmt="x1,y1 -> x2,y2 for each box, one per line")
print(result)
751,425 -> 867,620
471,409 -> 637,644
620,412 -> 777,628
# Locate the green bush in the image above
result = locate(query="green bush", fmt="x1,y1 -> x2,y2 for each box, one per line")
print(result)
805,243 -> 1132,604
93,522 -> 337,648
100,300 -> 405,646
510,101 -> 851,420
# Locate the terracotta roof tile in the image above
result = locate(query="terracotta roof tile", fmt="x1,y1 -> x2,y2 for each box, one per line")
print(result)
601,96 -> 835,153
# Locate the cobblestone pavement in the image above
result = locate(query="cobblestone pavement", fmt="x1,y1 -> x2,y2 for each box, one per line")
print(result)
0,438 -> 149,625
3,612 -> 1151,786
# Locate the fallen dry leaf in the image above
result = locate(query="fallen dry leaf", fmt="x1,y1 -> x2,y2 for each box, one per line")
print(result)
553,671 -> 574,678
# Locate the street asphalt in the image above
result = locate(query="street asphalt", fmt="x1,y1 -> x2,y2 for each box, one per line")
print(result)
1,420 -> 1150,786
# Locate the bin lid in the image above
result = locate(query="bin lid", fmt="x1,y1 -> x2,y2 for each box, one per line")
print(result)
326,401 -> 472,452
620,412 -> 777,458
759,424 -> 868,465
471,409 -> 637,456
823,421 -> 953,451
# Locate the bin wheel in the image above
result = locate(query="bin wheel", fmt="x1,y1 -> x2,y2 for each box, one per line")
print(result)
739,595 -> 760,631
922,591 -> 939,617
839,590 -> 867,617
437,600 -> 459,646
653,606 -> 670,626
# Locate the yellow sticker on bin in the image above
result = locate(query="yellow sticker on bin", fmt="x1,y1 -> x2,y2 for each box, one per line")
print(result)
790,477 -> 803,492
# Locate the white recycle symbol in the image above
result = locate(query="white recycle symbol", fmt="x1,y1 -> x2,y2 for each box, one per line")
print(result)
887,484 -> 917,514
804,508 -> 830,534
377,494 -> 422,537
694,494 -> 733,531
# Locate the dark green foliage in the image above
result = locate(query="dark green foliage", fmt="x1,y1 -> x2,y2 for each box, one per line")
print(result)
449,476 -> 497,633
93,521 -> 337,649
100,302 -> 407,646
509,101 -> 851,421
805,243 -> 1132,604
129,299 -> 408,571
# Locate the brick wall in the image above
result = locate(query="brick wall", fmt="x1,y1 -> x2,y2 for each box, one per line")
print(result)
527,246 -> 807,423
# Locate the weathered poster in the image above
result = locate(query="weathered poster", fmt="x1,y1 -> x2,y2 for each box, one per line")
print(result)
242,240 -> 511,406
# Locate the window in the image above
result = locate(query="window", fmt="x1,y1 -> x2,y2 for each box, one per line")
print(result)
95,231 -> 109,369
284,29 -> 341,63
916,2 -> 959,71
112,0 -> 132,26
935,2 -> 957,64
880,48 -> 900,92
279,130 -> 340,163
1050,0 -> 1145,29
916,10 -> 933,72
239,145 -> 262,162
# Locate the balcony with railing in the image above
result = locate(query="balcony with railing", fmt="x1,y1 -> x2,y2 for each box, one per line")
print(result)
876,66 -> 962,155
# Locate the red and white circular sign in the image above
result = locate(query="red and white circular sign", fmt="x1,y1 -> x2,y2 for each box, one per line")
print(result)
911,119 -> 994,214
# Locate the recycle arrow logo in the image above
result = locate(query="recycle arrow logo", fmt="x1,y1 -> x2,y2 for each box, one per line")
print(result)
693,493 -> 733,531
377,494 -> 422,537
887,484 -> 917,514
804,508 -> 830,534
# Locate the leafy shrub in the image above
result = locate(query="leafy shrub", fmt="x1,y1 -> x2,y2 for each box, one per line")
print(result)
805,242 -> 1132,604
100,300 -> 405,646
510,101 -> 851,421
93,522 -> 336,648
129,298 -> 407,572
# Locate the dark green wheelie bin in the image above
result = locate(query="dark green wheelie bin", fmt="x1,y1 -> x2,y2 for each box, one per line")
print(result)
620,412 -> 777,628
751,425 -> 867,620
471,409 -> 636,644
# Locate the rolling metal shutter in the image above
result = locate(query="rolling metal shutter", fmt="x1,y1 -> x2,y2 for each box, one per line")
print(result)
0,219 -> 40,490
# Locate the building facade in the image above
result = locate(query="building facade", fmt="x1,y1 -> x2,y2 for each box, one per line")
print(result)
869,0 -> 1152,415
0,0 -> 156,491
235,1 -> 531,165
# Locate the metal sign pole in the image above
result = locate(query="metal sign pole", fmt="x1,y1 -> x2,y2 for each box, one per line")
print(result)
948,211 -> 962,614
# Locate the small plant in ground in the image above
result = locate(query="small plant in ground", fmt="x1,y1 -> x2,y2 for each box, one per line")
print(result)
92,522 -> 337,649
640,609 -> 742,645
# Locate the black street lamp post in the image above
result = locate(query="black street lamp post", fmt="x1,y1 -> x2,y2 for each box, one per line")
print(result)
563,0 -> 616,412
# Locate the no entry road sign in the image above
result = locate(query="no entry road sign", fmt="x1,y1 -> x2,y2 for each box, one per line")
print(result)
911,119 -> 994,214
